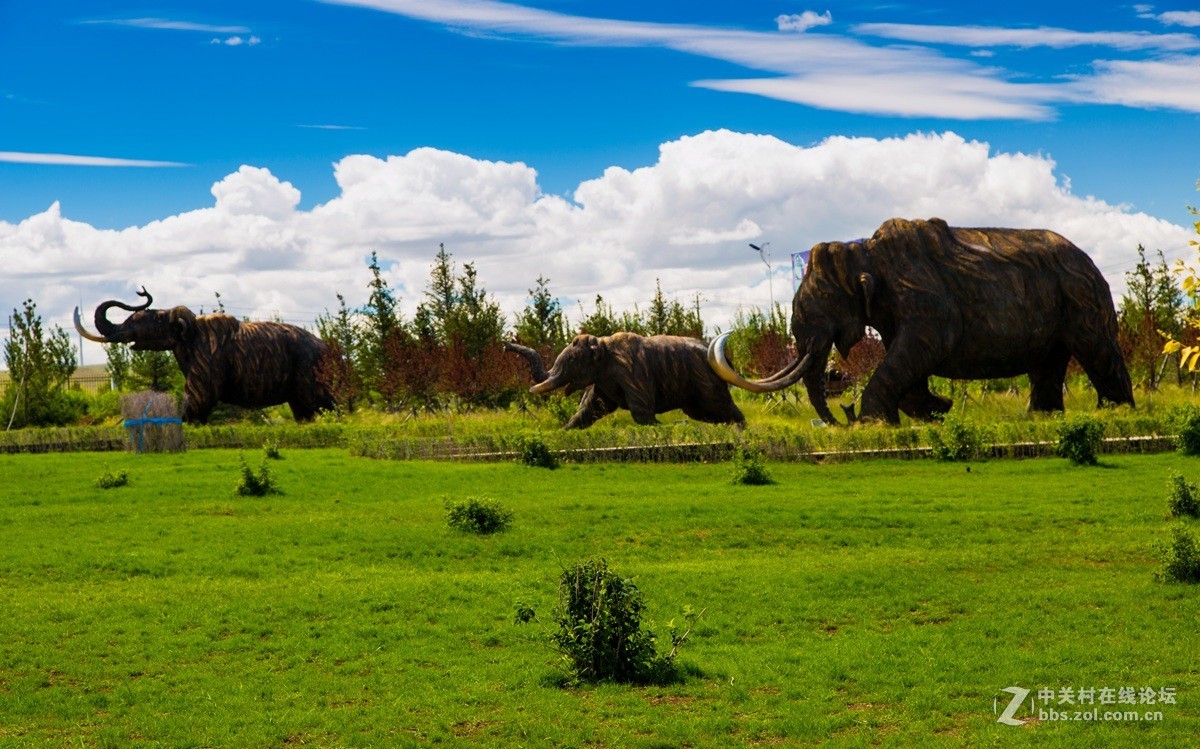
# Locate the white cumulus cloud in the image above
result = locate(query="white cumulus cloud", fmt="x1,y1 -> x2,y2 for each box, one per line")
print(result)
0,131 -> 1191,363
776,11 -> 832,33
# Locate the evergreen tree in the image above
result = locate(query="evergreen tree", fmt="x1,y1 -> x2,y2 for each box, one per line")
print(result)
578,295 -> 619,337
514,276 -> 569,349
445,262 -> 506,356
416,243 -> 457,342
2,299 -> 79,427
359,251 -> 405,392
315,293 -> 363,412
128,349 -> 184,393
105,343 -> 132,391
1119,245 -> 1184,387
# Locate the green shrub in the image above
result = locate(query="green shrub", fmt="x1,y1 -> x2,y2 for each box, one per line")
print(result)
1167,473 -> 1200,519
1056,415 -> 1106,466
545,395 -> 577,425
928,413 -> 991,462
1156,524 -> 1200,583
445,496 -> 514,534
730,446 -> 773,485
262,440 -> 283,460
1176,408 -> 1200,456
534,558 -> 699,685
518,436 -> 559,469
234,455 -> 281,497
94,465 -> 129,489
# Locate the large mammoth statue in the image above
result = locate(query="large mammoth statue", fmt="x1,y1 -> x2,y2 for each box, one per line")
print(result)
709,217 -> 1135,425
506,333 -> 745,429
75,288 -> 335,423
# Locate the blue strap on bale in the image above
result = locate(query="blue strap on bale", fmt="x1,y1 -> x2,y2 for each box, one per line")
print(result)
124,400 -> 183,453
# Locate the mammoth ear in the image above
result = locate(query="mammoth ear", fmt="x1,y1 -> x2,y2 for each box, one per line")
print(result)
859,272 -> 876,319
168,307 -> 196,342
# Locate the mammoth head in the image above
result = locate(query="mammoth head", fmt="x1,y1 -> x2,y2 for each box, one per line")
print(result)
74,288 -> 198,351
793,240 -> 876,359
529,334 -> 606,396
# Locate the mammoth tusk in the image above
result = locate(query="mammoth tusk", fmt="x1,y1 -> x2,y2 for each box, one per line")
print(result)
707,332 -> 812,393
73,307 -> 109,343
530,375 -> 564,395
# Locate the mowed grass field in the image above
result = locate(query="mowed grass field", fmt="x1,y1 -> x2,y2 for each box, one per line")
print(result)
0,449 -> 1197,747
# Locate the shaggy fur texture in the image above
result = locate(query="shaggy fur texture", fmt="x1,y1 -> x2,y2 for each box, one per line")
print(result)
95,303 -> 334,423
723,216 -> 1134,424
509,334 -> 745,429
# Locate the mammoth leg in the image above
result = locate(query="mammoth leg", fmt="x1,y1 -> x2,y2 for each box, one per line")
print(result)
1028,346 -> 1070,412
564,387 -> 616,429
289,399 -> 318,422
801,350 -> 840,425
683,397 -> 745,427
183,376 -> 217,424
620,381 -> 660,426
859,335 -> 941,424
897,381 -> 953,421
1068,339 -> 1135,407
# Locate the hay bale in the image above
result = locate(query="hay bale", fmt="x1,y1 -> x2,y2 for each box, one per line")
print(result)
121,391 -> 185,453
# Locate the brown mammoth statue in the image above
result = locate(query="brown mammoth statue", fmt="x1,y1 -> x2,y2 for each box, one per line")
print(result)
709,217 -> 1135,424
76,288 -> 334,423
506,333 -> 745,429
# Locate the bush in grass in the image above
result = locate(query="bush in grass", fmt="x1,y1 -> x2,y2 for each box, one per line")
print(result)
1176,408 -> 1200,456
928,412 -> 991,462
94,465 -> 129,489
1056,415 -> 1106,466
1156,524 -> 1200,583
262,439 -> 283,460
234,454 -> 281,497
445,496 -> 514,535
531,558 -> 700,685
518,436 -> 559,469
730,446 -> 773,485
1167,473 -> 1200,519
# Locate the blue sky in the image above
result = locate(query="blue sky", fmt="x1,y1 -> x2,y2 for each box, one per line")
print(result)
2,1 -> 1199,355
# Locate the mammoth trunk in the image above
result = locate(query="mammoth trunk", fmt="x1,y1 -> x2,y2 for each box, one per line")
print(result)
502,342 -> 550,384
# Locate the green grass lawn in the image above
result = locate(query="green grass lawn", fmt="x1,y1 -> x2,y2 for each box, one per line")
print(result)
0,449 -> 1197,747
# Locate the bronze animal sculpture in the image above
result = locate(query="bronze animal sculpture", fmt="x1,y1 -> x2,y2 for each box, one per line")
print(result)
506,334 -> 745,429
709,217 -> 1134,424
75,288 -> 334,423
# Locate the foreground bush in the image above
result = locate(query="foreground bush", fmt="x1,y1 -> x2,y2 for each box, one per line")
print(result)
528,558 -> 700,685
445,496 -> 513,534
1167,473 -> 1200,519
1057,415 -> 1106,466
518,436 -> 559,469
730,446 -> 773,485
1157,524 -> 1200,583
235,455 -> 281,497
1176,407 -> 1200,456
928,413 -> 991,462
94,465 -> 128,489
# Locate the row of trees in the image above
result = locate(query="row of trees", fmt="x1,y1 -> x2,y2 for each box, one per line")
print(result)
312,246 -> 719,414
3,239 -> 1196,428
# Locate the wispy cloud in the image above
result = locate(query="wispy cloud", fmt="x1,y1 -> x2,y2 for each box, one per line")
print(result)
0,151 -> 189,167
320,0 -> 1200,120
297,124 -> 367,130
852,22 -> 1200,51
1154,11 -> 1200,28
85,17 -> 251,34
